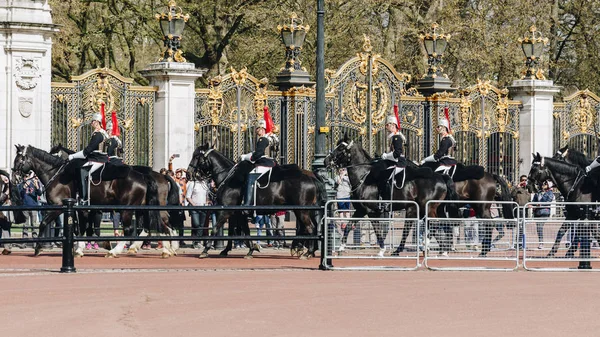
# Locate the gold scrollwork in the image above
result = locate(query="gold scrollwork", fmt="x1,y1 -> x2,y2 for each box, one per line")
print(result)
357,35 -> 380,76
123,118 -> 134,130
459,94 -> 472,131
90,76 -> 115,113
562,130 -> 570,140
254,77 -> 269,119
475,79 -> 492,96
230,66 -> 248,86
495,96 -> 510,132
56,94 -> 65,103
405,110 -> 417,125
70,117 -> 82,129
573,94 -> 594,133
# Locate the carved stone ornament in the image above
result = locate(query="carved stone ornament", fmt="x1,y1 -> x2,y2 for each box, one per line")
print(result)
14,58 -> 41,90
18,97 -> 33,118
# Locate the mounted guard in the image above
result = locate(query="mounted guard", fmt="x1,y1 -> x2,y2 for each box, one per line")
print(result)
241,106 -> 279,211
105,110 -> 123,161
378,104 -> 407,201
421,107 -> 457,176
67,103 -> 109,204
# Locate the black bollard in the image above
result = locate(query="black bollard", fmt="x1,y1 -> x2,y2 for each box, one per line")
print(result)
60,198 -> 76,273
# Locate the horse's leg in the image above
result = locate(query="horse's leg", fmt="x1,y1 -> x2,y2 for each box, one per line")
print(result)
298,211 -> 316,259
219,223 -> 234,256
107,211 -> 135,258
393,208 -> 415,255
244,214 -> 261,259
199,211 -> 229,258
475,203 -> 492,257
33,210 -> 62,256
548,222 -> 570,257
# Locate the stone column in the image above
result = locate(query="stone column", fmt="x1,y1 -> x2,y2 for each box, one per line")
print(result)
140,62 -> 206,171
0,0 -> 58,171
510,79 -> 561,175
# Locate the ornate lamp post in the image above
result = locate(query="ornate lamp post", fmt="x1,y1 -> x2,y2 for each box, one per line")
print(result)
419,22 -> 451,79
155,0 -> 190,63
518,25 -> 549,80
275,13 -> 314,90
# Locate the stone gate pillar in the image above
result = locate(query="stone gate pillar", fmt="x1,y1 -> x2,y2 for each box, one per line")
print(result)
510,79 -> 560,176
140,62 -> 206,171
0,1 -> 58,171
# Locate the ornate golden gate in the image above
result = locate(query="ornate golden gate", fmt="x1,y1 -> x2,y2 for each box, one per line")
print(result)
432,80 -> 521,182
325,36 -> 426,161
553,90 -> 600,157
51,68 -> 156,166
194,67 -> 283,161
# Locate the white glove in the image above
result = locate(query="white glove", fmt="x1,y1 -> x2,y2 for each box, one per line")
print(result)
586,165 -> 592,173
68,154 -> 74,161
240,153 -> 252,161
381,152 -> 393,160
423,155 -> 436,163
420,160 -> 426,165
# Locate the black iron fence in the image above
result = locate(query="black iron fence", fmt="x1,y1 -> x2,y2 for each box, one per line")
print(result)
0,199 -> 326,273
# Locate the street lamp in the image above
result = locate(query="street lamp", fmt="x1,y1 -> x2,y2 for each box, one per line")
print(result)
155,0 -> 190,63
419,22 -> 451,78
518,25 -> 549,79
278,13 -> 310,72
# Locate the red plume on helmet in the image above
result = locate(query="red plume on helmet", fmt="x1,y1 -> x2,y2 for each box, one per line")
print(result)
111,111 -> 120,137
394,104 -> 401,130
100,102 -> 107,130
263,105 -> 274,134
444,106 -> 451,133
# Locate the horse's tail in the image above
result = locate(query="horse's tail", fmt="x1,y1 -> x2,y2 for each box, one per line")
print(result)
164,173 -> 183,229
493,174 -> 515,219
440,174 -> 460,218
143,173 -> 162,232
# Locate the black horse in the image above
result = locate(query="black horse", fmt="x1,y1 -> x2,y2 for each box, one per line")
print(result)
416,159 -> 514,256
188,144 -> 326,259
528,153 -> 592,269
49,143 -> 184,254
12,145 -> 164,257
324,137 -> 458,256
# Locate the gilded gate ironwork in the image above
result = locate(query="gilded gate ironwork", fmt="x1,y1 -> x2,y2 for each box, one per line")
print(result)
432,80 -> 520,182
553,89 -> 600,158
50,68 -> 156,166
325,36 -> 425,161
194,67 -> 283,162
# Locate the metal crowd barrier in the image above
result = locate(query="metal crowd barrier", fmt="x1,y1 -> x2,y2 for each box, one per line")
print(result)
0,199 -> 324,273
424,200 -> 520,271
522,201 -> 600,272
322,199 -> 420,271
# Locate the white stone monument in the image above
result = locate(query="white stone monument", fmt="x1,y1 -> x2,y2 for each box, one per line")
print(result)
140,62 -> 206,171
0,0 -> 58,171
510,79 -> 561,175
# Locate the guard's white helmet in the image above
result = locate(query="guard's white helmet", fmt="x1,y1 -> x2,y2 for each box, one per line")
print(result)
257,119 -> 266,129
91,113 -> 102,123
386,115 -> 398,127
438,118 -> 450,130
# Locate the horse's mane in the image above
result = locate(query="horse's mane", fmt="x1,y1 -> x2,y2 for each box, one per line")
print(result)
565,148 -> 592,167
544,157 -> 581,176
28,146 -> 65,167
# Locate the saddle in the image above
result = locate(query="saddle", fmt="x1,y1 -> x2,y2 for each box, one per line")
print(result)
68,158 -> 131,181
451,164 -> 485,182
256,164 -> 303,185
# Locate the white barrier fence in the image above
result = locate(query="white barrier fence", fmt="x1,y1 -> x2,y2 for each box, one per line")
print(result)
423,200 -> 521,271
522,202 -> 600,271
322,200 -> 421,270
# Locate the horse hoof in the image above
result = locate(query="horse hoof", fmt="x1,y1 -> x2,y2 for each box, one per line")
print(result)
197,252 -> 209,259
105,252 -> 118,258
253,244 -> 261,252
2,249 -> 11,255
34,248 -> 42,257
299,254 -> 309,260
244,254 -> 253,259
391,251 -> 400,256
74,252 -> 84,258
219,250 -> 228,256
161,252 -> 171,259
170,249 -> 178,256
127,248 -> 137,255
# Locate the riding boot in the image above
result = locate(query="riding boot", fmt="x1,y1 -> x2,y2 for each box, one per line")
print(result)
79,166 -> 91,205
243,173 -> 260,217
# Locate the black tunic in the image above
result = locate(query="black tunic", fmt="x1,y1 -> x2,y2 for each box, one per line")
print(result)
434,136 -> 457,166
251,136 -> 275,167
83,131 -> 109,163
389,134 -> 407,167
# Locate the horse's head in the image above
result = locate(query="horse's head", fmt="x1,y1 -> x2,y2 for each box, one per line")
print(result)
12,145 -> 32,179
325,137 -> 354,169
528,152 -> 553,189
188,143 -> 213,180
